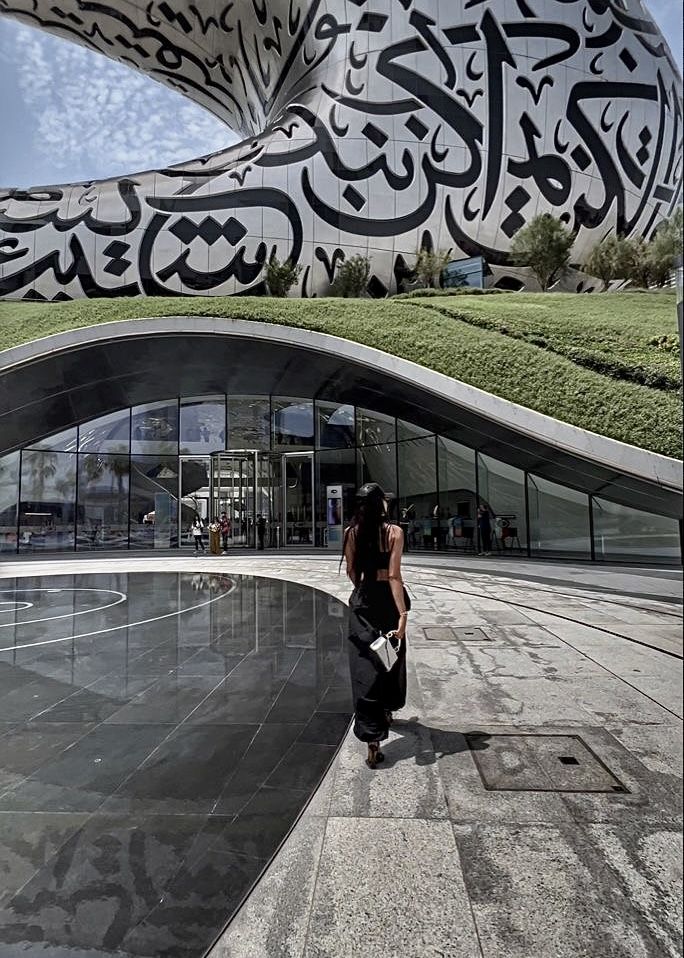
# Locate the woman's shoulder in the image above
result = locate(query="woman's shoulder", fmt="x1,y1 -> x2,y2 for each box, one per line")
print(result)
385,522 -> 404,541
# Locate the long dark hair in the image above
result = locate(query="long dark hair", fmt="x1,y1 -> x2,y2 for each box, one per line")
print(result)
342,483 -> 388,586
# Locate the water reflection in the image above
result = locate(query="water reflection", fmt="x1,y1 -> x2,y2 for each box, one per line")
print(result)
0,572 -> 352,958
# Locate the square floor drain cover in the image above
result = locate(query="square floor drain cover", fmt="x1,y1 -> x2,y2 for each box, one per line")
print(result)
466,733 -> 629,793
425,626 -> 492,642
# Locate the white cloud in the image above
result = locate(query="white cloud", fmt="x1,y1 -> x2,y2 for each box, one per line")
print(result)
7,20 -> 238,184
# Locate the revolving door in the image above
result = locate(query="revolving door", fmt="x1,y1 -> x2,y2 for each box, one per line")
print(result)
207,450 -> 314,549
210,450 -> 260,548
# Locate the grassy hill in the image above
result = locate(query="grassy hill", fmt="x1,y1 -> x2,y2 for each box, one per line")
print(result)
0,291 -> 680,459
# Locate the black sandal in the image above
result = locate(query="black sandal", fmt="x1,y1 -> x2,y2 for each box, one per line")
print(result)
366,742 -> 385,768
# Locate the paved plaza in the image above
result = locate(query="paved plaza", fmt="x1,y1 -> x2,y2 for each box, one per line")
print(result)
0,553 -> 681,958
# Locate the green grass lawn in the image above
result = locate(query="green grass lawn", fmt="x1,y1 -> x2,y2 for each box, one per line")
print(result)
405,291 -> 681,390
0,292 -> 681,459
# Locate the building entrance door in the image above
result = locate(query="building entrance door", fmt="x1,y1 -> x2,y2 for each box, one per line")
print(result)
211,450 -> 259,548
206,450 -> 315,549
281,452 -> 315,546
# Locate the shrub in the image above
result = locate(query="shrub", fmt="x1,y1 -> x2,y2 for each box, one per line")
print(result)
333,255 -> 371,297
414,248 -> 451,288
648,208 -> 683,286
620,237 -> 654,288
584,235 -> 632,290
648,334 -> 679,353
265,257 -> 302,297
509,214 -> 574,291
393,287 -> 504,299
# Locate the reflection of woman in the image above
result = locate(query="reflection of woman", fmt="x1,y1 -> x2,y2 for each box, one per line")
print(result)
343,483 -> 410,768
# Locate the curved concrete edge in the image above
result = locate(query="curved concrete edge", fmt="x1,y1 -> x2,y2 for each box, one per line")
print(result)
1,314 -> 681,493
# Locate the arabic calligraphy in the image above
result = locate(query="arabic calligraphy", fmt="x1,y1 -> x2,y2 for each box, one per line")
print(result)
0,0 -> 681,299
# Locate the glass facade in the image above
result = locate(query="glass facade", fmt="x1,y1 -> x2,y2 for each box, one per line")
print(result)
528,475 -> 591,558
437,438 -> 477,553
478,454 -> 527,554
19,450 -> 77,552
0,451 -> 20,553
77,453 -> 130,550
592,497 -> 681,563
180,396 -> 225,454
0,394 -> 679,563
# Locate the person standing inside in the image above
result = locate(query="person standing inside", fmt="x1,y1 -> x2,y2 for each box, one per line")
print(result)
257,514 -> 267,550
219,512 -> 231,552
191,516 -> 205,553
343,483 -> 410,768
477,504 -> 492,555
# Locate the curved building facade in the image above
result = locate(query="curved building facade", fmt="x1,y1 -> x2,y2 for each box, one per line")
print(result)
0,0 -> 682,299
0,318 -> 680,562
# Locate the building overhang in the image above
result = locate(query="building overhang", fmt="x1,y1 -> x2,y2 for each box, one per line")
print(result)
0,316 -> 681,518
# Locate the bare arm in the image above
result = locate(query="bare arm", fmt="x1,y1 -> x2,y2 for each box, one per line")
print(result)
343,528 -> 356,583
387,526 -> 408,638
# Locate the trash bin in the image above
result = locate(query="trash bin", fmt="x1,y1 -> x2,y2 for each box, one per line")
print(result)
209,523 -> 221,555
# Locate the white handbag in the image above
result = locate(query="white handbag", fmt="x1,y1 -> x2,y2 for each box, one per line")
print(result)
370,633 -> 399,671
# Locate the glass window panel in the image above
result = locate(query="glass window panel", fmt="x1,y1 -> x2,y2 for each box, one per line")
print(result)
316,402 -> 355,449
438,438 -> 477,553
180,396 -> 226,454
397,419 -> 434,441
0,452 -> 20,554
477,453 -> 527,553
27,427 -> 78,452
592,498 -> 681,563
78,409 -> 130,453
180,457 -> 211,541
398,437 -> 439,550
129,456 -> 179,549
315,448 -> 357,546
131,400 -> 179,455
356,408 -> 396,446
528,475 -> 590,557
77,454 -> 130,550
227,396 -> 270,450
357,444 -> 397,515
272,398 -> 314,449
19,450 -> 76,552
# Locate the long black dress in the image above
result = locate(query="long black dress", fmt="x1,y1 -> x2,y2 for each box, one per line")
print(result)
347,531 -> 410,743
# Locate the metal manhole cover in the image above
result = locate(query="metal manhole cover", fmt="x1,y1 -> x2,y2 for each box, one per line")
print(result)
466,733 -> 629,793
425,626 -> 493,642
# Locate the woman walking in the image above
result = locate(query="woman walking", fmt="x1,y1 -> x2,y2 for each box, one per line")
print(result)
343,483 -> 410,768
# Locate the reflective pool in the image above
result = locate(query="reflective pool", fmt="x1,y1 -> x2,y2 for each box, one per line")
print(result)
0,572 -> 352,957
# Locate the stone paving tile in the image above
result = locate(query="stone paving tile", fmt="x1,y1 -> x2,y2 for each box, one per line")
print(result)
328,719 -> 448,820
2,554 -> 681,958
607,723 -> 683,778
209,813 -> 327,958
522,608 -> 684,654
431,726 -> 573,825
573,677 -> 680,725
303,817 -> 482,958
453,822 -> 682,958
554,726 -> 683,826
415,665 -> 598,726
413,642 -> 606,680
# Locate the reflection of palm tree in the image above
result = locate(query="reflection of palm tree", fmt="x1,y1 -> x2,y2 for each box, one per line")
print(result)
107,456 -> 129,497
27,451 -> 58,501
54,476 -> 75,499
0,453 -> 17,489
82,454 -> 105,483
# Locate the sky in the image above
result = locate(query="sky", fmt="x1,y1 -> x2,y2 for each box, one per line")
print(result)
0,4 -> 681,189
